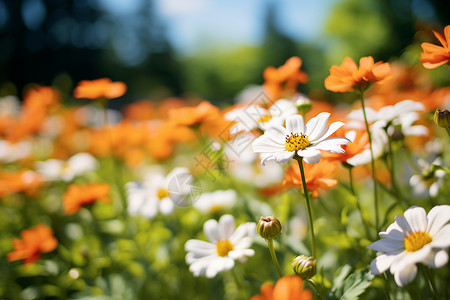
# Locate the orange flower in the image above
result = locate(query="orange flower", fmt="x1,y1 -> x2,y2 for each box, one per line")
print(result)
420,25 -> 450,69
263,57 -> 308,101
5,86 -> 61,142
7,224 -> 57,264
323,129 -> 368,164
325,56 -> 392,92
250,275 -> 313,300
0,170 -> 43,198
168,101 -> 220,126
63,183 -> 111,214
283,159 -> 338,198
73,78 -> 127,99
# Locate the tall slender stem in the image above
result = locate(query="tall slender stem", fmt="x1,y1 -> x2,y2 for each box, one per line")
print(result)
347,166 -> 371,238
386,134 -> 405,207
267,239 -> 283,277
359,90 -> 379,232
424,267 -> 442,300
295,156 -> 316,259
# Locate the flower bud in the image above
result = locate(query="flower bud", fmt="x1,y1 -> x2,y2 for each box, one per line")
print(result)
292,255 -> 316,280
434,109 -> 450,128
257,216 -> 282,240
295,95 -> 312,115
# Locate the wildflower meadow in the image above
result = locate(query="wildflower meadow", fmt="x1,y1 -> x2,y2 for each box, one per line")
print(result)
1,12 -> 449,300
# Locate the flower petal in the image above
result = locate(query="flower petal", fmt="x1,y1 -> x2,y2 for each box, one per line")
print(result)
219,214 -> 236,240
309,137 -> 350,153
368,238 -> 404,252
185,239 -> 216,257
393,263 -> 417,287
404,206 -> 427,233
204,219 -> 220,243
305,112 -> 330,140
370,250 -> 404,275
422,249 -> 448,269
299,149 -> 321,164
429,224 -> 450,248
426,205 -> 450,236
286,115 -> 305,134
311,122 -> 345,144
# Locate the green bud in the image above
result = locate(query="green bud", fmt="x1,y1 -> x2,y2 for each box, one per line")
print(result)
434,109 -> 450,128
292,255 -> 316,280
256,216 -> 282,240
295,96 -> 312,115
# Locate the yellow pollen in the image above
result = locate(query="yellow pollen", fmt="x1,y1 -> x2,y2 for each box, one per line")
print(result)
404,231 -> 432,252
258,115 -> 273,123
156,189 -> 169,200
216,239 -> 234,257
285,133 -> 310,152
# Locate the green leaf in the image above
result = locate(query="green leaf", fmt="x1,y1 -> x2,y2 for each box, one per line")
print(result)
331,266 -> 374,300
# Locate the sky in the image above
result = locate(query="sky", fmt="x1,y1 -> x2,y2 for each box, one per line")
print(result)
152,0 -> 337,55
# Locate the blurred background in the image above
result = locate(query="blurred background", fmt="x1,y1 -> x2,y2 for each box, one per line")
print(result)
0,0 -> 448,106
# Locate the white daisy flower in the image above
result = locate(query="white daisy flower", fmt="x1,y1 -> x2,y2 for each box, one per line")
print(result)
409,158 -> 447,198
0,140 -> 32,163
368,205 -> 450,287
225,99 -> 297,134
35,152 -> 98,182
252,113 -> 350,165
125,167 -> 191,219
185,214 -> 256,278
347,100 -> 428,138
194,190 -> 237,213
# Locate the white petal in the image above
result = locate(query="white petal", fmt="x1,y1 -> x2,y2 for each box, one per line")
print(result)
159,198 -> 175,215
297,149 -> 321,164
430,224 -> 450,248
310,137 -> 350,153
311,122 -> 345,144
204,219 -> 220,243
206,257 -> 234,278
393,263 -> 417,287
368,238 -> 404,252
228,248 -> 255,260
345,130 -> 356,142
404,206 -> 427,233
305,112 -> 330,140
274,151 -> 295,163
391,245 -> 432,274
403,125 -> 428,136
218,215 -> 236,240
395,215 -> 412,234
286,115 -> 305,134
379,222 -> 405,240
252,135 -> 285,153
266,126 -> 290,143
426,205 -> 450,236
233,236 -> 254,250
370,250 -> 403,274
230,222 -> 255,244
422,249 -> 448,269
185,239 -> 216,256
188,255 -> 217,276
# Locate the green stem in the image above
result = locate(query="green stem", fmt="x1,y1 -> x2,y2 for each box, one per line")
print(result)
424,267 -> 442,300
347,166 -> 371,239
267,239 -> 283,278
306,279 -> 325,300
386,133 -> 406,208
359,90 -> 379,232
295,156 -> 317,259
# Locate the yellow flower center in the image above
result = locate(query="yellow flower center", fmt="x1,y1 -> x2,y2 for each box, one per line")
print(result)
404,231 -> 432,252
258,115 -> 272,123
156,188 -> 169,200
285,133 -> 310,152
216,239 -> 234,257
